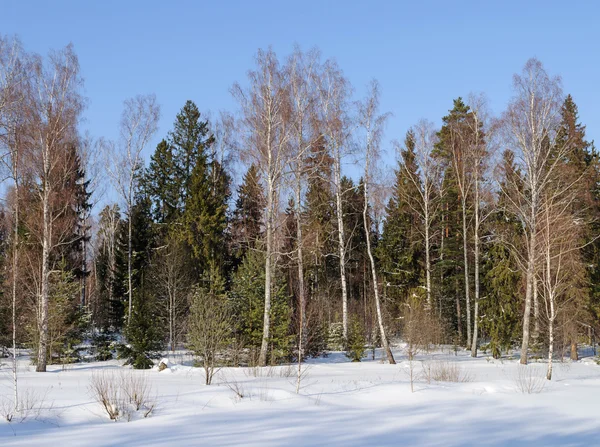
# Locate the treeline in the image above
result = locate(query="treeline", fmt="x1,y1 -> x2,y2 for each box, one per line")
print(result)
1,38 -> 599,379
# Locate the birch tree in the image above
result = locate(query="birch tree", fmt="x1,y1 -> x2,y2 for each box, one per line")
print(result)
466,94 -> 494,357
501,58 -> 564,364
357,80 -> 395,364
400,120 -> 440,308
232,48 -> 290,367
0,33 -> 27,407
106,94 -> 159,326
285,47 -> 321,384
314,59 -> 352,340
27,45 -> 84,372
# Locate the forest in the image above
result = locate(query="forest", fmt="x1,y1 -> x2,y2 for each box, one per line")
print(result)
1,34 -> 599,393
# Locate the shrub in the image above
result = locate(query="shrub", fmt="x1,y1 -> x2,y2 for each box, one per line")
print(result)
345,317 -> 366,362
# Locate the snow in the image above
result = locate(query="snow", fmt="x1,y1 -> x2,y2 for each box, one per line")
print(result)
1,348 -> 599,446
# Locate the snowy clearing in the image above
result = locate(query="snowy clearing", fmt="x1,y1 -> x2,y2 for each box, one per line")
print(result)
1,348 -> 600,446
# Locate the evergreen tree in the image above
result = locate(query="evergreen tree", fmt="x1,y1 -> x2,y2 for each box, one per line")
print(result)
146,139 -> 180,226
481,150 -> 523,358
228,250 -> 292,364
95,205 -> 126,330
553,95 -> 600,345
170,100 -> 214,210
182,156 -> 230,279
123,283 -> 164,369
231,164 -> 264,263
378,130 -> 423,304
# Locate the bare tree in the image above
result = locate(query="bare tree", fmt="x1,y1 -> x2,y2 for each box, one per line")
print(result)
232,48 -> 291,366
106,94 -> 159,326
501,58 -> 564,364
285,47 -> 321,381
466,94 -> 495,357
0,33 -> 27,407
25,45 -> 85,372
539,189 -> 583,380
400,120 -> 440,308
314,59 -> 352,340
357,80 -> 395,364
188,280 -> 230,385
152,237 -> 191,352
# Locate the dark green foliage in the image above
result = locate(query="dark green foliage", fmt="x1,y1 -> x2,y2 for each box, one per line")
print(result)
378,130 -> 423,304
182,157 -> 230,277
231,164 -> 264,263
345,316 -> 366,362
146,139 -> 181,225
126,182 -> 156,294
480,150 -> 522,358
29,263 -> 89,365
91,332 -> 116,361
481,243 -> 522,358
228,250 -> 292,364
123,286 -> 164,369
169,100 -> 214,206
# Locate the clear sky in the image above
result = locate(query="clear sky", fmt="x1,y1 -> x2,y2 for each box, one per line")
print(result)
2,0 -> 599,176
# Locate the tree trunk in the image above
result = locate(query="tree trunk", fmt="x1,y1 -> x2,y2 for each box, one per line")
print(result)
521,200 -> 537,365
295,176 -> 307,390
37,186 -> 51,372
471,181 -> 480,357
258,178 -> 274,367
127,211 -> 133,326
461,200 -> 472,348
547,312 -> 554,381
11,174 -> 19,407
333,153 -> 349,341
570,341 -> 578,361
424,202 -> 432,308
362,178 -> 395,364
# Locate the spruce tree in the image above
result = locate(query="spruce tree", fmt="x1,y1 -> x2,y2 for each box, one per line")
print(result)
228,249 -> 292,364
146,139 -> 180,226
378,130 -> 424,305
231,164 -> 264,263
170,100 -> 214,210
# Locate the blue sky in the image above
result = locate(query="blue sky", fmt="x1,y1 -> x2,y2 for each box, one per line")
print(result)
2,0 -> 599,177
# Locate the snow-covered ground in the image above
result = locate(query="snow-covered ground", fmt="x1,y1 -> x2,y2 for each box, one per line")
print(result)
1,347 -> 599,446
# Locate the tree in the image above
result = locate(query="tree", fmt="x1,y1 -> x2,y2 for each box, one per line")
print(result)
379,131 -> 423,305
232,48 -> 291,366
106,94 -> 159,326
315,59 -> 353,341
501,58 -> 565,364
93,204 -> 125,330
436,98 -> 477,347
123,284 -> 164,369
188,271 -> 230,385
151,236 -> 192,352
25,45 -> 85,372
170,100 -> 214,211
0,32 -> 27,407
146,139 -> 179,225
481,150 -> 522,358
229,249 -> 292,365
357,80 -> 395,364
400,120 -> 440,308
231,164 -> 264,262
